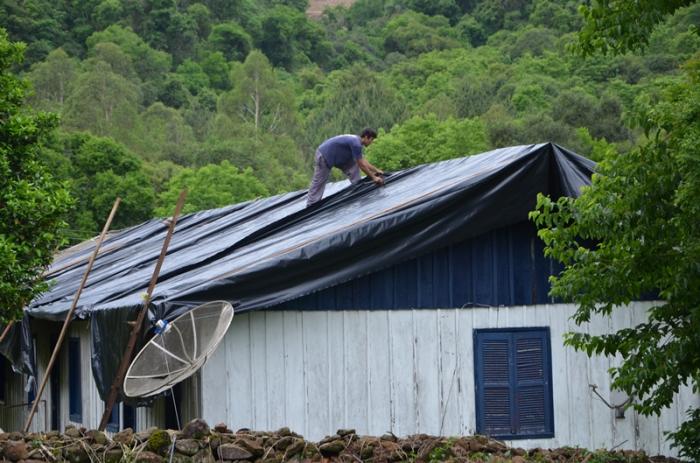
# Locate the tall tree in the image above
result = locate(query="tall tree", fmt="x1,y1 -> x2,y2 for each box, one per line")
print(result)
219,51 -> 299,135
62,61 -> 141,144
367,114 -> 488,170
575,0 -> 696,55
0,29 -> 72,322
26,48 -> 79,113
58,133 -> 156,238
155,161 -> 269,215
531,1 -> 700,459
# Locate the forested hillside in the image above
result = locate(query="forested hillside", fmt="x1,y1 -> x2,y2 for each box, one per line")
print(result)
1,0 -> 699,242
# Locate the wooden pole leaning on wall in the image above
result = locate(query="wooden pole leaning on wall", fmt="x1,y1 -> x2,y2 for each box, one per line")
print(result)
23,197 -> 122,432
98,189 -> 187,431
0,322 -> 14,344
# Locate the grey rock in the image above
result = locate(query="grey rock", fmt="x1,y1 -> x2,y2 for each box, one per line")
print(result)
273,436 -> 295,450
318,434 -> 340,445
86,429 -> 108,445
182,419 -> 210,440
336,429 -> 356,437
233,437 -> 264,457
63,443 -> 89,463
104,448 -> 124,463
284,438 -> 305,457
113,428 -> 135,445
192,447 -> 215,463
135,427 -> 158,443
175,438 -> 200,456
64,427 -> 82,439
134,450 -> 164,463
319,440 -> 345,457
218,443 -> 253,461
4,440 -> 29,461
214,423 -> 231,433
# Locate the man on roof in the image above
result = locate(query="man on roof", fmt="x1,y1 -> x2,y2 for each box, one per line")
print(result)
306,128 -> 385,207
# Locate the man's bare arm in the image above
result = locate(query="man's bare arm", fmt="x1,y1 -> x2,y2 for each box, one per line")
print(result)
357,158 -> 384,186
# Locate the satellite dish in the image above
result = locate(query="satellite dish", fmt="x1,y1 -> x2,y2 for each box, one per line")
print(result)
123,300 -> 234,398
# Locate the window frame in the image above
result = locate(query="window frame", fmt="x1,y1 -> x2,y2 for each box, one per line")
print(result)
68,336 -> 82,423
474,327 -> 555,440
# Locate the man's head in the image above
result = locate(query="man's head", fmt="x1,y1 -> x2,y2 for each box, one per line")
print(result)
360,128 -> 377,147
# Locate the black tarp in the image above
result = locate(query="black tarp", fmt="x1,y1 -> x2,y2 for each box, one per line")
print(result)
6,143 -> 594,398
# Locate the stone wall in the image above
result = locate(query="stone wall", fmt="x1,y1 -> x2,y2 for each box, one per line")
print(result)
0,419 -> 680,462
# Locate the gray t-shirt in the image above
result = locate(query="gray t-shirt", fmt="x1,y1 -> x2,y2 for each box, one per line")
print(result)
318,134 -> 363,168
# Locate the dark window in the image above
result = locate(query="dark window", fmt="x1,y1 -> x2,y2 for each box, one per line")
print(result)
123,403 -> 136,430
106,403 -> 119,432
27,377 -> 36,409
0,355 -> 5,403
474,327 -> 554,439
68,337 -> 82,423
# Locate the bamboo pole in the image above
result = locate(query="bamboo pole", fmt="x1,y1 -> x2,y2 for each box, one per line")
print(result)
0,323 -> 13,344
23,197 -> 122,432
98,189 -> 187,431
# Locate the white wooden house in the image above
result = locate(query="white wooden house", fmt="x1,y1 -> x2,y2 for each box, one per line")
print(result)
1,144 -> 696,457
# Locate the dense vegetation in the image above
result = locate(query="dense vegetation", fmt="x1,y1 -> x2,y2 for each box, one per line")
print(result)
2,0 -> 700,456
531,0 -> 700,459
1,0 -> 698,244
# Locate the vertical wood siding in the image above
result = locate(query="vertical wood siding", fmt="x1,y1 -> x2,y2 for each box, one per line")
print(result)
202,303 -> 699,456
272,222 -> 559,310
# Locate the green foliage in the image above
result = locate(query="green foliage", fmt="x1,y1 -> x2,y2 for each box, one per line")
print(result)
62,60 -> 141,144
668,408 -> 700,461
220,51 -> 299,134
56,133 -> 156,238
0,29 -> 72,321
155,161 -> 269,215
304,65 -> 407,148
383,11 -> 460,56
257,5 -> 332,70
86,25 -> 171,83
367,114 -> 487,170
26,48 -> 79,113
531,53 -> 700,457
207,22 -> 252,62
575,0 -> 696,56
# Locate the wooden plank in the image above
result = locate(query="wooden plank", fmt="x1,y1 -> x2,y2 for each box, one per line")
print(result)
343,311 -> 368,433
326,310 -> 345,434
587,310 -> 615,450
456,308 -> 475,435
303,311 -> 330,438
201,328 -> 229,429
26,198 -> 120,432
437,309 -> 460,435
566,309 -> 594,450
250,311 -> 269,430
548,304 -> 572,448
389,310 -> 416,436
609,304 -> 636,451
414,310 -> 440,434
630,302 -> 660,454
283,311 -> 305,435
367,311 -> 391,435
265,311 -> 286,430
228,314 -> 253,431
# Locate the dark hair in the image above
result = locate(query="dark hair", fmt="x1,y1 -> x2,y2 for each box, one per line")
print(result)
360,128 -> 377,139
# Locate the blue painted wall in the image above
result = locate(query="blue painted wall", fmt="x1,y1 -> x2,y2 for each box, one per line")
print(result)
271,221 -> 560,310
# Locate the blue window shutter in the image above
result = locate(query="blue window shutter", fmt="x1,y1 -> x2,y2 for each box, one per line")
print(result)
68,337 -> 82,422
475,328 -> 554,439
514,331 -> 553,436
477,336 -> 513,436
